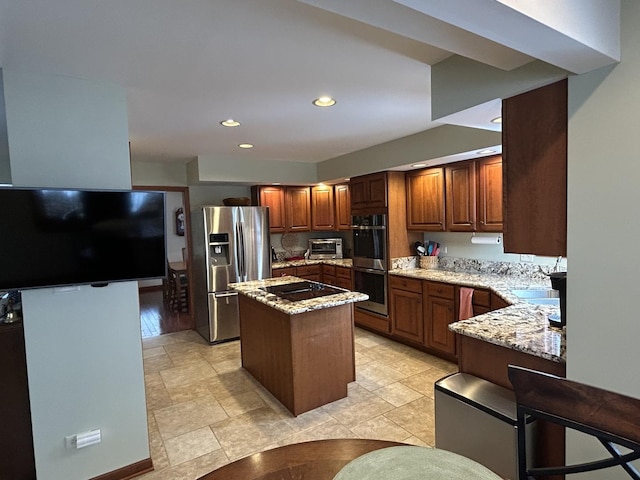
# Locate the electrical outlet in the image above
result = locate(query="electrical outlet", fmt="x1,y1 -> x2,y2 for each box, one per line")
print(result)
520,254 -> 534,262
442,246 -> 447,253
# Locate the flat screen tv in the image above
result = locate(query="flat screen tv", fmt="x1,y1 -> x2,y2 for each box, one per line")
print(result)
0,187 -> 167,291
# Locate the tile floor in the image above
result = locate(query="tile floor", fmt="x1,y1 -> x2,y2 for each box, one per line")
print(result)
138,327 -> 458,479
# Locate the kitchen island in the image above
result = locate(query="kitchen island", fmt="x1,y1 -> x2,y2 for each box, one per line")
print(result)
229,276 -> 368,416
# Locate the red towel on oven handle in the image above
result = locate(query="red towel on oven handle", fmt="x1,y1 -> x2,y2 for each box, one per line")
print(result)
459,287 -> 474,320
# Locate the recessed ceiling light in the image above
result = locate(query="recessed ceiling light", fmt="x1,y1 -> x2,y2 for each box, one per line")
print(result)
477,149 -> 496,155
313,96 -> 336,107
238,143 -> 254,149
491,116 -> 502,124
220,119 -> 241,127
412,163 -> 427,168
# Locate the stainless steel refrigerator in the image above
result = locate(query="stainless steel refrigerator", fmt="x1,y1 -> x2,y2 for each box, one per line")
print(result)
192,206 -> 271,343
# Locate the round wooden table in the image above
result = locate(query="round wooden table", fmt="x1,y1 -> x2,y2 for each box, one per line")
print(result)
197,439 -> 501,480
198,439 -> 403,480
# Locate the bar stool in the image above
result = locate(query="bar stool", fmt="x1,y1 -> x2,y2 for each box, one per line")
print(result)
168,268 -> 189,313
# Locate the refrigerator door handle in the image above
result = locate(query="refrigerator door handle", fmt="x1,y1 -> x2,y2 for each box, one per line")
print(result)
237,221 -> 246,279
214,291 -> 237,298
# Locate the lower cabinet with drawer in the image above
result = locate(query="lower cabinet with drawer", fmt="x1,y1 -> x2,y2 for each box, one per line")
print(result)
425,281 -> 457,357
390,276 -> 424,344
272,264 -> 321,281
387,275 -> 510,361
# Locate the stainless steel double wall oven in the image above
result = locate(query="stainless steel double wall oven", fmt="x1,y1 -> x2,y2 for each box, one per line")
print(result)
352,214 -> 388,316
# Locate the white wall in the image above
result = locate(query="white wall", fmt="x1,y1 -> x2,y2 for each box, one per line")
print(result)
566,1 -> 640,475
3,69 -> 149,480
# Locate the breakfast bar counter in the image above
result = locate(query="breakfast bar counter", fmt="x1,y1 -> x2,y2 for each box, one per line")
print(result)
229,276 -> 367,416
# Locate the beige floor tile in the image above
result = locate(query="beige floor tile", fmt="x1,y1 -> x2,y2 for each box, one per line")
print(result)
143,346 -> 167,359
283,406 -> 334,432
144,354 -> 175,374
206,369 -> 260,400
146,382 -> 174,411
143,325 -> 449,472
143,335 -> 177,349
218,390 -> 267,417
154,395 -> 229,440
211,357 -> 242,374
372,382 -> 424,407
356,361 -> 408,391
383,396 -> 436,446
325,394 -> 395,428
166,381 -> 214,404
400,367 -> 453,398
164,426 -> 221,466
349,414 -> 414,442
279,418 -> 357,446
210,407 -> 296,461
159,361 -> 218,389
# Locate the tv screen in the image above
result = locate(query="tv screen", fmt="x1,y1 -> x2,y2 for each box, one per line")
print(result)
0,187 -> 167,290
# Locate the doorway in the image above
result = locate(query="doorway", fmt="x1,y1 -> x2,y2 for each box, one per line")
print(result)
134,185 -> 193,337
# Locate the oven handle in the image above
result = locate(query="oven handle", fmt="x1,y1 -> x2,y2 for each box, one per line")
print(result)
354,267 -> 387,275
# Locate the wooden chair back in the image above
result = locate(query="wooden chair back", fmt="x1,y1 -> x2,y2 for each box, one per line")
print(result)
508,365 -> 640,479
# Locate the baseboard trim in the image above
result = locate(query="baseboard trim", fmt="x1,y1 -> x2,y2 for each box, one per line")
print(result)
139,285 -> 163,293
89,458 -> 154,480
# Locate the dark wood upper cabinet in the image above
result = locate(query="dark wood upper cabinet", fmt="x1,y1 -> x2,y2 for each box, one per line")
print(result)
311,185 -> 335,231
253,186 -> 286,232
477,155 -> 503,232
252,185 -> 311,233
285,186 -> 311,232
445,161 -> 477,232
350,172 -> 387,211
334,183 -> 351,230
502,79 -> 567,256
406,167 -> 446,231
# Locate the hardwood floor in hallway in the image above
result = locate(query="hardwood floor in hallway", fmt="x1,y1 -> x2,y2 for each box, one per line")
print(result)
139,289 -> 193,338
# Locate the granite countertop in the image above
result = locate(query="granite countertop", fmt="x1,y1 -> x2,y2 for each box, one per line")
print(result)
229,275 -> 367,315
388,267 -> 565,363
273,259 -> 353,268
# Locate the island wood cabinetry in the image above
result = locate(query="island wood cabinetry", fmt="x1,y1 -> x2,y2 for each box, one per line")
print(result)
1,324 -> 36,479
334,184 -> 351,231
406,156 -> 502,233
502,79 -> 567,256
239,295 -> 355,416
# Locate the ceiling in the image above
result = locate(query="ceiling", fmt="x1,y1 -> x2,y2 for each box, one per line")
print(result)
0,1 -> 619,167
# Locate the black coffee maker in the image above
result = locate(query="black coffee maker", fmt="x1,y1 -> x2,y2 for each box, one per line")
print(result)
549,272 -> 567,327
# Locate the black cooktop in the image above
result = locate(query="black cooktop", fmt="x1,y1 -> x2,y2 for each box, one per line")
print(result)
261,281 -> 344,302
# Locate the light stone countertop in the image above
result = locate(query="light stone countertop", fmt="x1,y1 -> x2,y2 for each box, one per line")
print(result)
229,275 -> 367,315
388,267 -> 565,363
272,259 -> 353,268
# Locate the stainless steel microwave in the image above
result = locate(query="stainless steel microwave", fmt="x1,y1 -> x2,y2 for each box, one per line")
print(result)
308,238 -> 343,259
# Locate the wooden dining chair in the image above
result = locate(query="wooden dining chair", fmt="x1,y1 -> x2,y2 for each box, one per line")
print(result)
508,365 -> 640,479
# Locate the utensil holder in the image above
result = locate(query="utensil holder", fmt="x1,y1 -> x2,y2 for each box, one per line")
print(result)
419,256 -> 438,269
